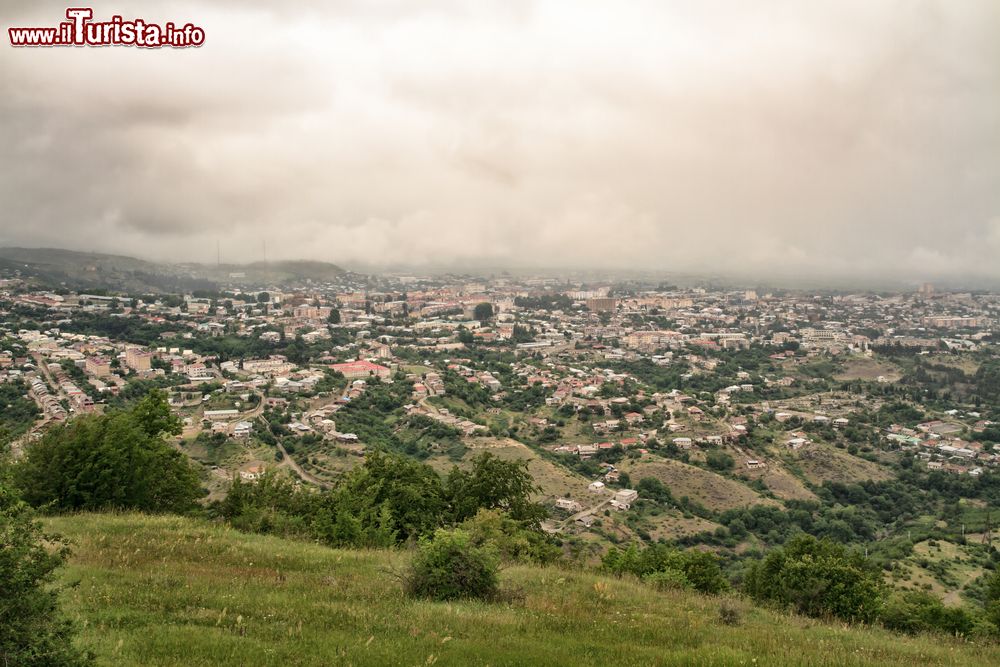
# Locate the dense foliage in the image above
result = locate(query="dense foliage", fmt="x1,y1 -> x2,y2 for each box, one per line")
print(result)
880,591 -> 976,636
217,451 -> 550,552
445,452 -> 545,525
602,543 -> 729,595
14,391 -> 201,513
0,477 -> 93,666
743,535 -> 885,623
404,528 -> 500,601
0,378 -> 39,445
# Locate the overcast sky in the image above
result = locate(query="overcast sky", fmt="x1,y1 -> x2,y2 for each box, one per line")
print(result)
2,1 -> 999,283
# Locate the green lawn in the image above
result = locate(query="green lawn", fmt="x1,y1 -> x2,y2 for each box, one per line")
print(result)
47,513 -> 1000,666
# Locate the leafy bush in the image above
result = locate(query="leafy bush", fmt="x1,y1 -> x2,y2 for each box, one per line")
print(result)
706,450 -> 734,472
14,391 -> 201,513
459,509 -> 560,564
0,478 -> 94,666
405,529 -> 500,601
603,543 -> 729,594
643,569 -> 691,592
743,534 -> 884,623
880,591 -> 975,636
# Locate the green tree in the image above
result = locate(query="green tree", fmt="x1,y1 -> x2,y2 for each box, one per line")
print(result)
457,327 -> 475,346
0,479 -> 94,666
446,452 -> 546,526
404,528 -> 499,601
743,534 -> 884,623
706,450 -> 734,472
14,391 -> 201,513
473,302 -> 494,321
327,308 -> 341,324
330,451 -> 445,542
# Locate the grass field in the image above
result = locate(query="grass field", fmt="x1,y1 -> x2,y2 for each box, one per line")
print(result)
834,357 -> 904,382
45,513 -> 1000,666
619,456 -> 779,511
736,459 -> 818,502
890,539 -> 987,606
792,442 -> 893,485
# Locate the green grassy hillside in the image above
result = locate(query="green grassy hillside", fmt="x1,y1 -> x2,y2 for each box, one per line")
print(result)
46,513 -> 1000,666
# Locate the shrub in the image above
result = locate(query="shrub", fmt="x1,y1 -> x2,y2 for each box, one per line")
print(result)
0,478 -> 94,666
706,450 -> 734,472
743,534 -> 884,623
643,568 -> 691,591
405,529 -> 500,601
880,591 -> 975,636
14,391 -> 200,513
459,509 -> 560,564
718,601 -> 742,626
603,543 -> 729,594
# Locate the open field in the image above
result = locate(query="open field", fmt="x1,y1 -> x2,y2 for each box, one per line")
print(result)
889,539 -> 987,606
835,357 -> 904,382
793,443 -> 894,485
619,456 -> 779,511
737,461 -> 818,501
44,513 -> 1000,667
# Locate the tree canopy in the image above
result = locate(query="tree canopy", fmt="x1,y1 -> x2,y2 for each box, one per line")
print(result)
14,391 -> 201,513
743,534 -> 885,623
0,477 -> 94,666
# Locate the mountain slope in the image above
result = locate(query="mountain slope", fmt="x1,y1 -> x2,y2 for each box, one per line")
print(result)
46,513 -> 1000,667
0,246 -> 345,292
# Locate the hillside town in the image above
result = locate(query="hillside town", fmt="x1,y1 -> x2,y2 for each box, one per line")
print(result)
4,273 -> 1000,545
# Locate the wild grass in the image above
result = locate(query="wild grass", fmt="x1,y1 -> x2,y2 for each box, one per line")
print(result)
46,513 -> 1000,666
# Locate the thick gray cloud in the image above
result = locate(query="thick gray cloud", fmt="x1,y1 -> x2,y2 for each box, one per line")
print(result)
2,0 -> 999,283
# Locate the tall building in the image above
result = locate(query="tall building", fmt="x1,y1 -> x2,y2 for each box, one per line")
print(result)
586,297 -> 617,313
125,348 -> 152,371
85,356 -> 111,377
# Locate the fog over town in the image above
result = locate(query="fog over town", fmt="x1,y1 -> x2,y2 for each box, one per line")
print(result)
2,0 -> 999,282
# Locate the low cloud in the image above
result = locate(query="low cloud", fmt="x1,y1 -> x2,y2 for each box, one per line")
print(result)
1,1 -> 998,284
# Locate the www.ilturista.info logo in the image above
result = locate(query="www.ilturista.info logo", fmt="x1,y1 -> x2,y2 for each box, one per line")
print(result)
9,8 -> 205,48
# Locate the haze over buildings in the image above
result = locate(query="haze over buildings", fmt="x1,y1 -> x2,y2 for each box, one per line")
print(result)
2,0 -> 999,284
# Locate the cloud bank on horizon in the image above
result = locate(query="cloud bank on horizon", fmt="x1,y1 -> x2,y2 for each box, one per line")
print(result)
2,0 -> 999,283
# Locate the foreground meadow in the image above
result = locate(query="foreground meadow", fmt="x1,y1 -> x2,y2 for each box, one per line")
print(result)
47,513 -> 1000,666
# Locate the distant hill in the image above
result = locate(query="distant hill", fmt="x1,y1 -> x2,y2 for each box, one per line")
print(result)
0,247 -> 345,293
45,512 -> 1000,667
187,259 -> 349,285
